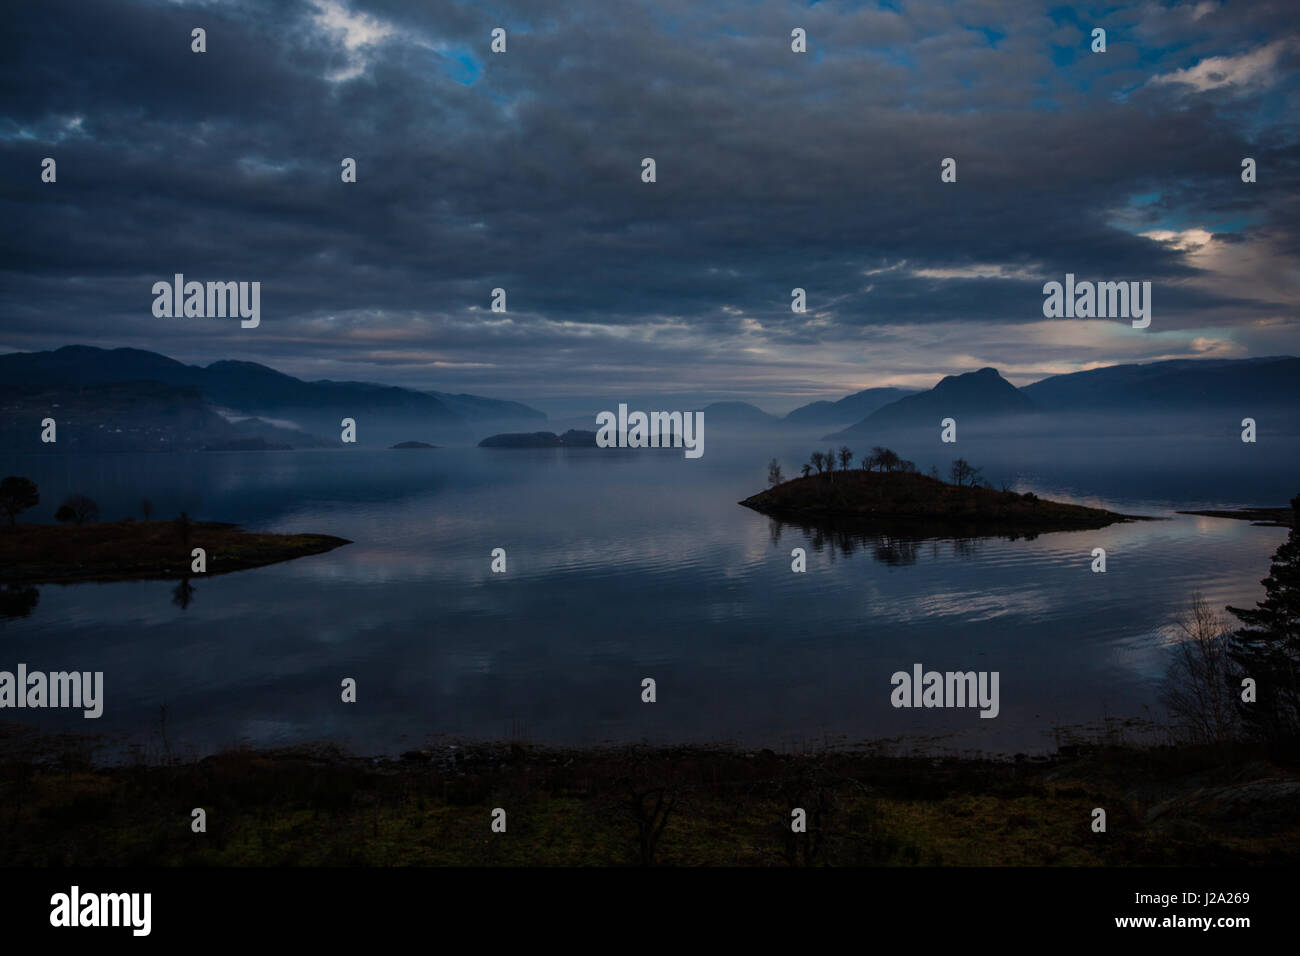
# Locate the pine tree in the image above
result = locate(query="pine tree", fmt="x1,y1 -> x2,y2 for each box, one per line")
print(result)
1225,495 -> 1300,745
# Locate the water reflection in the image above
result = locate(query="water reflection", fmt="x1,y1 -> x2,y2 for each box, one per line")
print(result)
770,516 -> 1030,566
171,576 -> 195,611
0,584 -> 39,620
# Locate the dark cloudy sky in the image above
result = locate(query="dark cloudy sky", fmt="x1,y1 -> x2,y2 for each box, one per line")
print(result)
2,0 -> 1297,414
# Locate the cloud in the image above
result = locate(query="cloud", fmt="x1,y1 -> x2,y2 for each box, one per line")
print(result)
1148,38 -> 1296,94
0,0 -> 1296,403
310,0 -> 398,81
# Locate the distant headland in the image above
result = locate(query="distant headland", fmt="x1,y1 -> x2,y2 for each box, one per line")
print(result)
0,520 -> 351,585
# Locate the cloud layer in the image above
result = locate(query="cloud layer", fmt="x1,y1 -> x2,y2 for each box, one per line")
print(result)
2,0 -> 1297,408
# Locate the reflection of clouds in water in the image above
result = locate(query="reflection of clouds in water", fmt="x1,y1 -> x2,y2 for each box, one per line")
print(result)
3,439 -> 1294,754
913,589 -> 1051,623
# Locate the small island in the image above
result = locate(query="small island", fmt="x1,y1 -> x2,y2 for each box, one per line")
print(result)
742,450 -> 1150,537
0,520 -> 351,584
391,441 -> 439,449
479,430 -> 597,448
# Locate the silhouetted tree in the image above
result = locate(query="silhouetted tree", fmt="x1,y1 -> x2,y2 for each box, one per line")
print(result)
1160,594 -> 1239,745
950,459 -> 981,488
874,447 -> 901,472
1226,496 -> 1300,746
0,476 -> 39,527
800,463 -> 812,478
767,458 -> 784,486
175,511 -> 192,547
825,449 -> 836,476
838,447 -> 853,471
55,494 -> 99,525
141,498 -> 153,521
810,452 -> 826,475
898,460 -> 916,474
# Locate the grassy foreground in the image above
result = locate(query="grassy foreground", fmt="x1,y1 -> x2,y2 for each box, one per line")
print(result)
0,520 -> 351,584
2,726 -> 1295,866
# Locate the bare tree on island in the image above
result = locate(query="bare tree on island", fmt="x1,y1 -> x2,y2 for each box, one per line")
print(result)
0,476 -> 38,526
838,447 -> 853,471
55,494 -> 99,525
767,458 -> 784,486
810,451 -> 826,475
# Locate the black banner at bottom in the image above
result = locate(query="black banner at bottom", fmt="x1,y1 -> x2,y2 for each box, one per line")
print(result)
0,866 -> 1280,941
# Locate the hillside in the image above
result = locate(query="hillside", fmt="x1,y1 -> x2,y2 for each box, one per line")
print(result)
0,381 -> 328,451
0,346 -> 546,440
785,387 -> 916,427
696,401 -> 781,426
1022,356 -> 1300,411
828,367 -> 1034,438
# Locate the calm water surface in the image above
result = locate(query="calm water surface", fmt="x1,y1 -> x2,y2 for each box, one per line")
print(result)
2,430 -> 1295,756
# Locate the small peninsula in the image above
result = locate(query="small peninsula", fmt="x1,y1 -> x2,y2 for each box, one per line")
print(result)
391,441 -> 439,449
0,520 -> 351,584
741,469 -> 1149,535
1176,506 -> 1293,528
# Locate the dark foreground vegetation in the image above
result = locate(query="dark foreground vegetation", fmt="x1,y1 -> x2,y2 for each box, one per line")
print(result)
1,724 -> 1296,866
0,520 -> 350,584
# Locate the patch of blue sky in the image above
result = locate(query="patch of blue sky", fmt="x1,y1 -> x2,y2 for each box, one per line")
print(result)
442,47 -> 481,85
970,26 -> 1005,48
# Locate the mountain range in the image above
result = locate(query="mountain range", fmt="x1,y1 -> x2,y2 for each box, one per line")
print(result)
0,345 -> 546,448
823,356 -> 1300,439
782,387 -> 919,427
3,346 -> 1296,452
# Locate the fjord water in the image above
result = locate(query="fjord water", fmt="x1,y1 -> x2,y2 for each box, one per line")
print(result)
3,429 -> 1296,757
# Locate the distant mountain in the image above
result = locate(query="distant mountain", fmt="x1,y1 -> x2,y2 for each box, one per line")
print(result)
696,401 -> 781,427
827,368 -> 1034,438
426,391 -> 546,424
0,380 -> 328,452
784,387 -> 917,427
0,345 -> 547,444
1021,356 -> 1300,412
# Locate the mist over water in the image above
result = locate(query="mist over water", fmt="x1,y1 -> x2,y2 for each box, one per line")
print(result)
2,423 -> 1296,757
